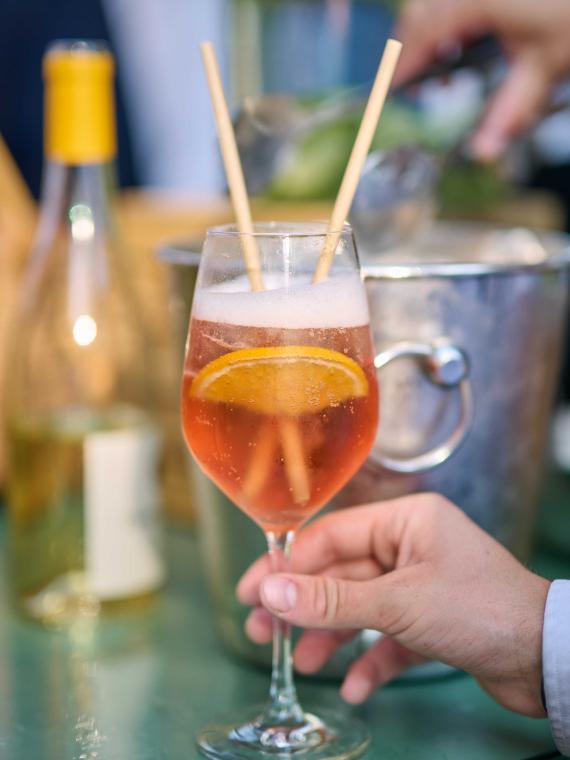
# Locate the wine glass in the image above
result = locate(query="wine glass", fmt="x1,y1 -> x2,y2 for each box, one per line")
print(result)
182,222 -> 379,759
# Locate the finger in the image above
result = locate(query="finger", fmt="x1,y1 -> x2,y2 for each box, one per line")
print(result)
244,608 -> 358,665
323,558 -> 382,582
245,606 -> 273,644
244,609 -> 359,673
393,0 -> 490,85
259,564 -> 426,630
242,559 -> 382,628
244,560 -> 381,641
341,637 -> 426,704
239,554 -> 382,608
237,553 -> 272,605
471,53 -> 550,160
293,629 -> 358,674
238,498 -> 420,605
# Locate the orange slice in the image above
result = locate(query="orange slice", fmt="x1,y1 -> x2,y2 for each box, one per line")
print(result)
189,345 -> 368,417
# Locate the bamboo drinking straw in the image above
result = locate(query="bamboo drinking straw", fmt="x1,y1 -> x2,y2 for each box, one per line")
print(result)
200,42 -> 310,504
313,38 -> 402,283
242,420 -> 279,501
200,42 -> 264,292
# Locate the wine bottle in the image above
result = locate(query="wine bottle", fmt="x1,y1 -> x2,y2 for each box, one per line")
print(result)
5,40 -> 165,624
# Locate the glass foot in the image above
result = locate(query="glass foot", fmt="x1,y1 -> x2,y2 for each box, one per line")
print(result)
197,705 -> 370,759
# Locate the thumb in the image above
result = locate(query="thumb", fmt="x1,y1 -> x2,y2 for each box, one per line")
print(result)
260,572 -> 391,630
471,53 -> 550,161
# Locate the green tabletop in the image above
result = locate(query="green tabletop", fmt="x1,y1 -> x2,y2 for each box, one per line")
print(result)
0,476 -> 569,760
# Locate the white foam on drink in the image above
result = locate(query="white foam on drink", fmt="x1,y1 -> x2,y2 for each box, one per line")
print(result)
193,272 -> 370,328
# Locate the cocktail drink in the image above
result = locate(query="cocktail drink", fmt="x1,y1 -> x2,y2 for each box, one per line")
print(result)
182,223 -> 378,759
183,316 -> 377,532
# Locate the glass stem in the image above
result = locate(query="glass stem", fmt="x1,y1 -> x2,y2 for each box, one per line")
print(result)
263,530 -> 304,725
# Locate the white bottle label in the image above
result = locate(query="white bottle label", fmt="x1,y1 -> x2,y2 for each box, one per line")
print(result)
84,427 -> 165,600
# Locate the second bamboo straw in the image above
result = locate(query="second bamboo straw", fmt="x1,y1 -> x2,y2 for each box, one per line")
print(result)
200,41 -> 310,505
313,38 -> 402,283
200,43 -> 264,293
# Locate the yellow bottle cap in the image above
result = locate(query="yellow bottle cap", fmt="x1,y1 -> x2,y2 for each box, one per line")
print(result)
44,43 -> 117,164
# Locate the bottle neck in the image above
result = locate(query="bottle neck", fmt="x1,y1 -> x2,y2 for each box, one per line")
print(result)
39,159 -> 116,227
25,159 -> 119,310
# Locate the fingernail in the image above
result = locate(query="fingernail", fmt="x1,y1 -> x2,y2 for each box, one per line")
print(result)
341,675 -> 372,704
261,576 -> 297,613
245,608 -> 274,644
236,583 -> 255,605
471,131 -> 506,162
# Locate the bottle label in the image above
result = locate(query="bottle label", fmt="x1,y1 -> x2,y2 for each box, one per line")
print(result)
84,427 -> 165,600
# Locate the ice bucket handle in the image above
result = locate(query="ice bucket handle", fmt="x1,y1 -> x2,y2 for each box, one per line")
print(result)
372,339 -> 473,473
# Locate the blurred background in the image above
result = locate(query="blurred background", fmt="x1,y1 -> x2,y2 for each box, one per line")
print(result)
1,0 -> 569,213
2,0 -> 570,518
0,0 -> 568,699
0,0 -> 566,210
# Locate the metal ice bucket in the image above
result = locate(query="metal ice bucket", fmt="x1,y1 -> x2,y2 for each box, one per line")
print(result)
160,222 -> 569,669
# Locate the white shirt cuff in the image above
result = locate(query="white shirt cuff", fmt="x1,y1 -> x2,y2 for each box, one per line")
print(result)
543,579 -> 570,756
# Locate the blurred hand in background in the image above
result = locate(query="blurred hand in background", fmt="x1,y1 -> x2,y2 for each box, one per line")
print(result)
394,0 -> 570,161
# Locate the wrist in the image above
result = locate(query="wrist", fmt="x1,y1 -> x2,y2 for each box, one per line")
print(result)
513,574 -> 550,717
479,572 -> 549,717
